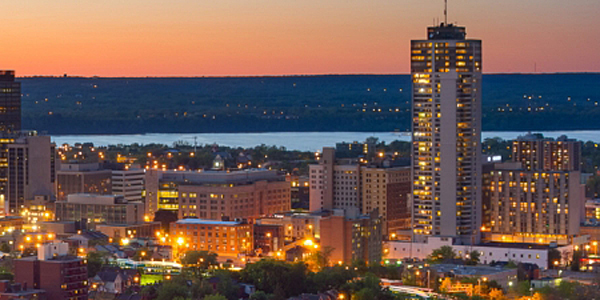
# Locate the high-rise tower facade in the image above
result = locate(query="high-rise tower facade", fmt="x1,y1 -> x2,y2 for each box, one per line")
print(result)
411,24 -> 482,244
0,71 -> 21,133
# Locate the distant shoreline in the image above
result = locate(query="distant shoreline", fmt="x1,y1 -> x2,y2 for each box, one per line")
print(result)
16,72 -> 600,79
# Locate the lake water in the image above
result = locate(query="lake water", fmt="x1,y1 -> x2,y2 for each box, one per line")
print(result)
50,130 -> 600,151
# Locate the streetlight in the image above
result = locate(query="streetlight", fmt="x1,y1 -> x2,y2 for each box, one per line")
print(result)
593,241 -> 598,255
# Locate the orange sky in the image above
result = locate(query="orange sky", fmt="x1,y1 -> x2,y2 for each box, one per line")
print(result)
1,0 -> 598,76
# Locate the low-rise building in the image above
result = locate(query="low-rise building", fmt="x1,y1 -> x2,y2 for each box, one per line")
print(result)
0,280 -> 46,300
170,218 -> 253,258
432,264 -> 518,288
253,223 -> 284,254
385,236 -> 575,269
56,163 -> 112,201
255,211 -> 325,242
14,242 -> 87,300
145,169 -> 290,220
55,194 -> 144,229
96,222 -> 162,240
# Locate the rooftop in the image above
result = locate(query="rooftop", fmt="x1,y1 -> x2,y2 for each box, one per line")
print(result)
426,23 -> 466,40
432,264 -> 516,276
175,218 -> 242,226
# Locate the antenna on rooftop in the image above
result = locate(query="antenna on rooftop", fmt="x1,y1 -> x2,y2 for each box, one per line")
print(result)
444,0 -> 448,25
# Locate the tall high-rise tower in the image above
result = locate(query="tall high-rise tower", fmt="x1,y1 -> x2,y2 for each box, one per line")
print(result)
0,71 -> 21,133
411,23 -> 482,244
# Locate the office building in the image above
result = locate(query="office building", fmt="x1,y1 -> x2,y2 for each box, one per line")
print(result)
335,140 -> 376,158
111,167 -> 144,202
320,210 -> 382,265
512,134 -> 581,171
145,169 -> 290,221
14,242 -> 87,300
309,148 -> 361,213
585,199 -> 600,221
286,174 -> 310,210
411,23 -> 482,243
170,218 -> 253,257
253,223 -> 284,254
256,211 -> 324,242
56,163 -> 112,201
96,222 -> 162,240
361,166 -> 411,235
0,133 -> 56,215
0,71 -> 21,133
54,194 -> 143,229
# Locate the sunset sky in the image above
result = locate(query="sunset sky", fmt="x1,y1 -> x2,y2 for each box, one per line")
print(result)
2,0 -> 598,76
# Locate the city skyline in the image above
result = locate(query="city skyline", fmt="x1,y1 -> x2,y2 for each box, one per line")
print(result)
1,0 -> 598,76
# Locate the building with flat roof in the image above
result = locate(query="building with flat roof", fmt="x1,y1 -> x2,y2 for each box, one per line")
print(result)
309,148 -> 361,213
0,133 -> 56,216
170,218 -> 253,257
512,134 -> 581,172
385,236 -> 576,269
361,166 -> 411,235
256,211 -> 325,242
320,209 -> 382,265
56,163 -> 112,201
14,242 -> 87,300
411,23 -> 482,244
55,194 -> 143,229
111,168 -> 144,202
482,158 -> 584,245
0,280 -> 46,300
96,222 -> 162,240
0,71 -> 21,133
145,169 -> 290,221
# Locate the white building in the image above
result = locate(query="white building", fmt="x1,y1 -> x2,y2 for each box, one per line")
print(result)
385,237 -> 575,269
309,148 -> 360,213
112,168 -> 144,202
411,23 -> 482,244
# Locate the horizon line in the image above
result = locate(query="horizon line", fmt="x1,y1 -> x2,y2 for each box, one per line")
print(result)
15,71 -> 600,79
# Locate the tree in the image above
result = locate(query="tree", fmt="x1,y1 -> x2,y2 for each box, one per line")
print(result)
214,270 -> 239,300
87,251 -> 111,278
180,250 -> 218,272
156,281 -> 189,300
0,243 -> 10,254
204,295 -> 228,300
428,246 -> 456,263
548,248 -> 561,269
307,246 -> 334,271
310,266 -> 355,292
240,260 -> 310,297
466,251 -> 481,265
249,291 -> 271,300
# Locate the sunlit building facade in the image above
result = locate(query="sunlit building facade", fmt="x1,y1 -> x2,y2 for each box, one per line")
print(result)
0,133 -> 56,215
145,169 -> 290,220
512,134 -> 581,171
170,218 -> 253,257
411,23 -> 482,244
486,162 -> 582,245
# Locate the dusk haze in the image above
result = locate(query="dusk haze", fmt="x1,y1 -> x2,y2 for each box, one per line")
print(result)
0,1 -> 599,300
2,0 -> 599,76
